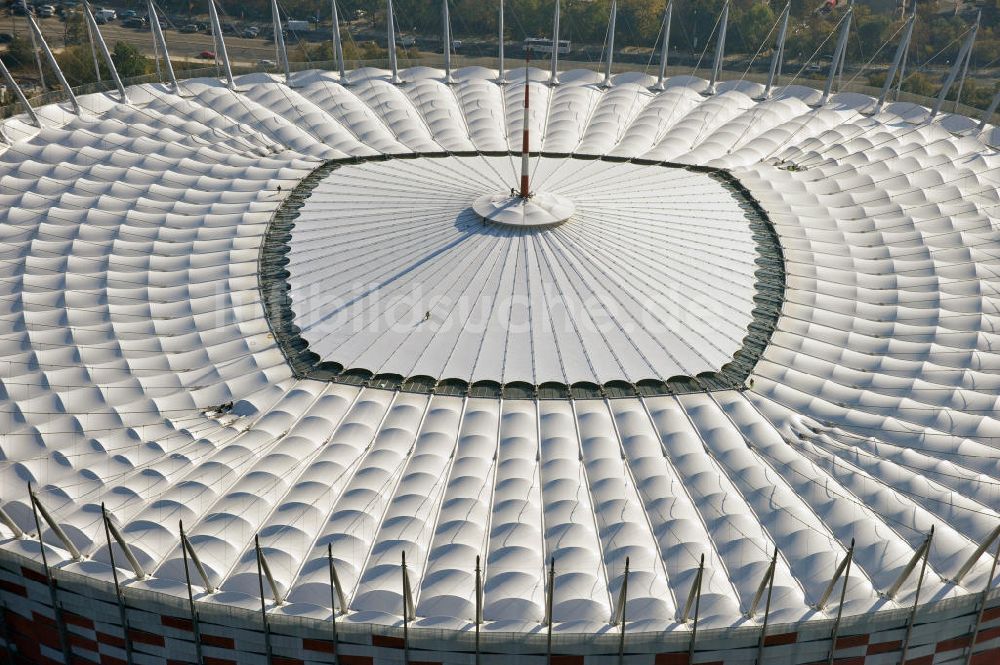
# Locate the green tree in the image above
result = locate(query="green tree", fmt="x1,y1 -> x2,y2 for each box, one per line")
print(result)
1,35 -> 38,69
63,10 -> 88,46
736,2 -> 776,53
111,41 -> 153,79
57,44 -> 106,87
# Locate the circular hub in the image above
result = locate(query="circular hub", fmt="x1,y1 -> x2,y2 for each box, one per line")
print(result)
472,191 -> 576,228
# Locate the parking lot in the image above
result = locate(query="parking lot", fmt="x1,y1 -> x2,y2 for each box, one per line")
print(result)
1,11 -> 296,67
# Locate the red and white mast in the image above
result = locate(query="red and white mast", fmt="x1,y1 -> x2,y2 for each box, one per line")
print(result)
519,50 -> 531,198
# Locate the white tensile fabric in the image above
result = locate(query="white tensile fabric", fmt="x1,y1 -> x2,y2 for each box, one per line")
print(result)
0,66 -> 997,635
286,156 -> 757,385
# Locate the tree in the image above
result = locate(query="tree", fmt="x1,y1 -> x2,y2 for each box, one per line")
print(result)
2,36 -> 38,70
57,44 -> 107,87
111,41 -> 153,79
737,2 -> 776,53
63,9 -> 88,46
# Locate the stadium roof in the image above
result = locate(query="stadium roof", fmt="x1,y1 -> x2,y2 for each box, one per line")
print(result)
0,63 -> 997,638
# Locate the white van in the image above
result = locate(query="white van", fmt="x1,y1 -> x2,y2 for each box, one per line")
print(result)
95,8 -> 117,21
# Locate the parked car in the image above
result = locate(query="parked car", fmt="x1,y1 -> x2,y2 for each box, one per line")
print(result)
122,16 -> 145,28
197,50 -> 215,59
0,32 -> 12,43
258,58 -> 275,68
93,7 -> 115,21
37,4 -> 54,17
119,8 -> 136,18
242,25 -> 259,38
179,23 -> 198,33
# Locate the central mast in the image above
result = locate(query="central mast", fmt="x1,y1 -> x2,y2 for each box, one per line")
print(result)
520,50 -> 531,198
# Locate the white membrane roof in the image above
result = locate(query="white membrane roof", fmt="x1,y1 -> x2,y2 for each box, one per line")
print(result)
286,156 -> 757,384
0,66 -> 998,635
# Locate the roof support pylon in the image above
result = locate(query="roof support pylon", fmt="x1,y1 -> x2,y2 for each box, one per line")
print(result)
681,553 -> 704,622
549,0 -> 560,86
180,520 -> 216,593
816,541 -> 854,610
601,0 -> 618,88
762,2 -> 790,100
0,58 -> 39,127
899,527 -> 933,665
101,503 -> 135,665
826,539 -> 855,665
929,15 -> 978,120
873,11 -> 915,114
953,11 -> 979,113
929,18 -> 976,118
402,551 -> 414,665
179,521 -> 206,665
887,527 -> 933,599
0,502 -> 23,538
979,90 -> 1000,131
24,16 -> 47,90
612,556 -> 629,625
616,557 -> 630,665
386,0 -> 399,84
326,544 -> 342,665
271,0 -> 291,85
706,0 -> 729,95
651,0 -> 673,91
442,0 -> 453,84
819,0 -> 853,107
29,487 -> 81,560
474,555 -> 482,665
148,0 -> 179,91
84,4 -> 102,83
27,13 -> 80,114
84,2 -> 129,103
545,557 -> 555,665
953,523 -> 1000,586
328,543 -> 348,613
332,0 -> 346,80
965,533 -> 1000,665
28,483 -> 71,665
102,506 -> 146,580
686,554 -> 704,665
748,549 -> 777,618
497,0 -> 506,84
255,535 -> 282,604
207,0 -> 235,90
254,535 -> 275,663
754,550 -> 778,665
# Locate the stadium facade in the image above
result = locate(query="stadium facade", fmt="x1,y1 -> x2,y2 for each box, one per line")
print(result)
1,1 -> 1000,664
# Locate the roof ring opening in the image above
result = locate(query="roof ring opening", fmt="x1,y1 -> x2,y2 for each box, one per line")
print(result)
369,373 -> 405,390
570,382 -> 603,399
435,378 -> 470,396
538,382 -> 570,399
503,381 -> 537,399
603,380 -> 638,398
470,380 -> 502,398
401,375 -> 437,394
338,368 -> 374,386
636,379 -> 671,396
667,375 -> 701,394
